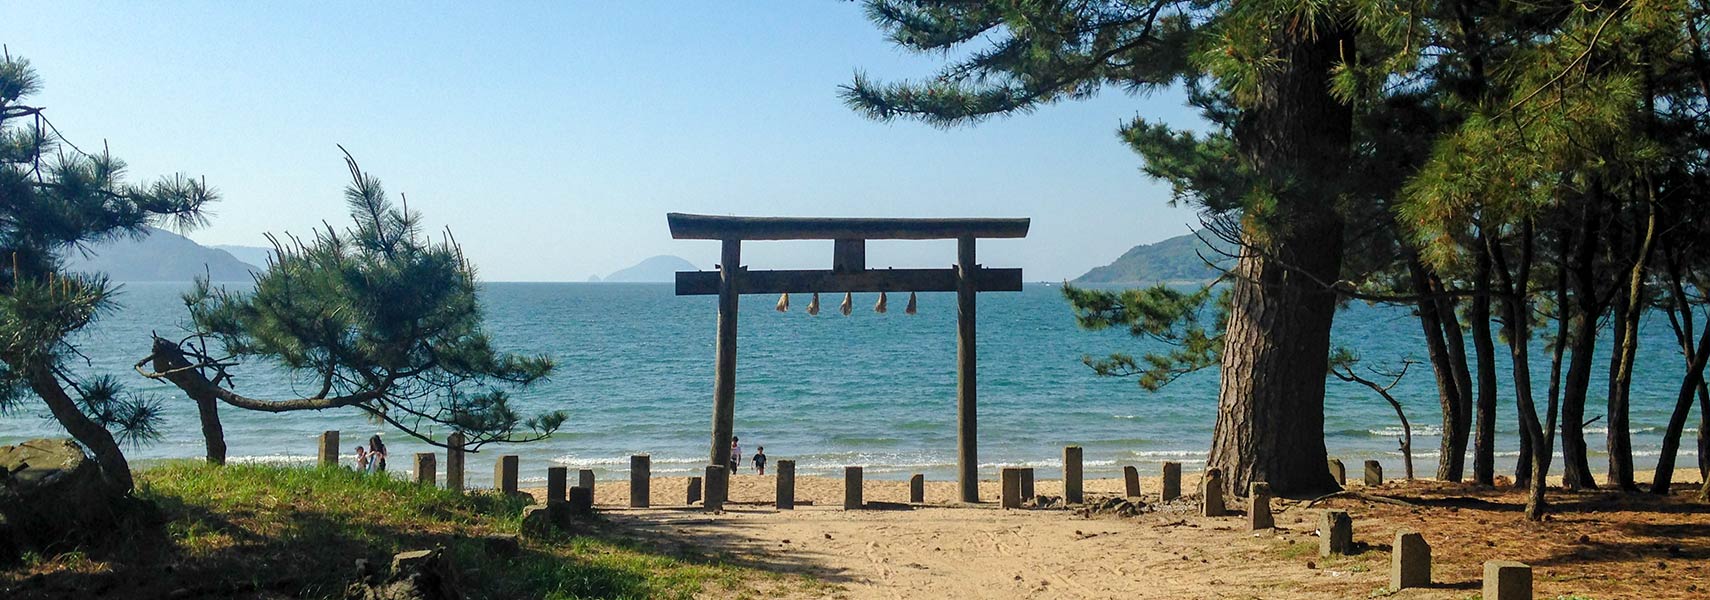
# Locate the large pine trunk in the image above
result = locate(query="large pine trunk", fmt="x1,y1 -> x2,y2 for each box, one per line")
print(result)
1560,206 -> 1601,490
1206,14 -> 1352,499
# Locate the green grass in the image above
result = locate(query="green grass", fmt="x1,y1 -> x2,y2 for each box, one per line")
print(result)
3,463 -> 799,599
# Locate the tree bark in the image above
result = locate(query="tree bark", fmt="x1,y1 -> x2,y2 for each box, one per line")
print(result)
1490,226 -> 1549,520
149,337 -> 227,465
1407,256 -> 1467,482
1561,203 -> 1602,490
1207,13 -> 1352,499
24,364 -> 134,494
1470,244 -> 1500,486
1652,321 -> 1710,493
1607,200 -> 1656,491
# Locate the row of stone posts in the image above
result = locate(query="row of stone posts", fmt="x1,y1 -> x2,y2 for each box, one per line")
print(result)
1207,471 -> 1527,599
1326,457 -> 1388,487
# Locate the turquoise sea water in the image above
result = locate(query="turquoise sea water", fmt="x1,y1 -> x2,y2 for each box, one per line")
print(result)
0,282 -> 1699,485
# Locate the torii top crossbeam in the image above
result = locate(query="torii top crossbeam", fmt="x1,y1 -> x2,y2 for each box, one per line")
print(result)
669,213 -> 1029,505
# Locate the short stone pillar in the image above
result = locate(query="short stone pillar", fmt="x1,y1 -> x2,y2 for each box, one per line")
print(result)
1162,462 -> 1182,501
1364,460 -> 1383,487
704,464 -> 727,511
547,467 -> 568,502
687,476 -> 703,505
1482,561 -> 1531,600
1247,482 -> 1274,530
317,431 -> 339,467
414,453 -> 436,486
909,473 -> 925,504
1320,509 -> 1353,556
776,460 -> 796,510
629,455 -> 651,508
577,469 -> 596,496
494,455 -> 519,495
1327,458 -> 1345,486
843,466 -> 863,510
1123,466 -> 1142,498
1201,468 -> 1226,517
1391,529 -> 1431,590
445,432 -> 466,492
1000,467 -> 1024,509
1020,468 -> 1035,500
1063,446 -> 1084,504
567,485 -> 594,516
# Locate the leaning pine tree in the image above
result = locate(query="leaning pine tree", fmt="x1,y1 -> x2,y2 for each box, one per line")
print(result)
139,149 -> 564,464
0,52 -> 216,493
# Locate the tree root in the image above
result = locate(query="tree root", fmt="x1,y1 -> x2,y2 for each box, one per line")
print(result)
1304,491 -> 1417,508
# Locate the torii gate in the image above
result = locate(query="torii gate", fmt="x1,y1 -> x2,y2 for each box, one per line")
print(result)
669,213 -> 1029,503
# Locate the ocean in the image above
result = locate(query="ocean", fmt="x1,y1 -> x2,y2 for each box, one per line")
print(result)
0,282 -> 1699,486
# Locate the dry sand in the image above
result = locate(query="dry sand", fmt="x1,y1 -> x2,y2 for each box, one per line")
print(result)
526,469 -> 1710,599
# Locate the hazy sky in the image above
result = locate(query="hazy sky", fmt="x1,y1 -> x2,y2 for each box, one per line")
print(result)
5,2 -> 1205,281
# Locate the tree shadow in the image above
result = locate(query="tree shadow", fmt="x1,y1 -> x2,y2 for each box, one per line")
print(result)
2,494 -> 721,599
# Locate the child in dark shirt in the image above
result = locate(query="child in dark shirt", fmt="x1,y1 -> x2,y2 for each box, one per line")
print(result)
753,446 -> 767,475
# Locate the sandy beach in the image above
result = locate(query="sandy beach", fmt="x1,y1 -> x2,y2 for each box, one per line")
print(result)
526,469 -> 1710,599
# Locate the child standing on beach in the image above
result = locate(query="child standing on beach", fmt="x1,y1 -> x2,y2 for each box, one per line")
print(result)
355,446 -> 370,472
753,446 -> 766,475
731,436 -> 742,473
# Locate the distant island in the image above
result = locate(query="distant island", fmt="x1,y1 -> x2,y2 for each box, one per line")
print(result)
598,255 -> 698,283
1072,230 -> 1235,286
62,226 -> 261,282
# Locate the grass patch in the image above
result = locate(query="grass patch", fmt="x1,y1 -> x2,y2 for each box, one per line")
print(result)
2,463 -> 799,599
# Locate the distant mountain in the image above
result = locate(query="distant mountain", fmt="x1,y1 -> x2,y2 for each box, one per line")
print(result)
63,227 -> 259,282
603,255 -> 697,283
1072,230 -> 1236,286
212,244 -> 275,269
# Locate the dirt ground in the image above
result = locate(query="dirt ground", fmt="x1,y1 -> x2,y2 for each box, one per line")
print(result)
538,470 -> 1710,599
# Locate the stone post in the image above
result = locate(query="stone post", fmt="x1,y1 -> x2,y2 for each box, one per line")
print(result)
1063,446 -> 1083,504
445,432 -> 465,493
567,485 -> 594,516
578,469 -> 595,496
1020,467 -> 1035,500
843,466 -> 863,510
909,473 -> 925,504
413,453 -> 435,486
317,431 -> 339,467
494,455 -> 519,495
776,460 -> 796,510
629,455 -> 650,508
687,476 -> 703,505
1000,467 -> 1023,509
1123,466 -> 1141,498
1248,481 -> 1274,530
547,466 -> 568,502
1391,529 -> 1431,590
1482,561 -> 1531,600
1327,458 -> 1345,486
1320,510 -> 1353,556
1201,468 -> 1226,517
1162,462 -> 1182,501
704,464 -> 727,511
1364,460 -> 1383,487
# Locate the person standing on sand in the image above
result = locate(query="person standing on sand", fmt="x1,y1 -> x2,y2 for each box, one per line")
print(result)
731,436 -> 742,473
753,446 -> 766,476
355,446 -> 370,472
368,434 -> 387,473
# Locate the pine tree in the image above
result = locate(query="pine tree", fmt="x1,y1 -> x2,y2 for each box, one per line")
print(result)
140,150 -> 565,462
0,51 -> 216,493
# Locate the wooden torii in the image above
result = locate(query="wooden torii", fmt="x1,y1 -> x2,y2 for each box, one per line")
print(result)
669,213 -> 1029,503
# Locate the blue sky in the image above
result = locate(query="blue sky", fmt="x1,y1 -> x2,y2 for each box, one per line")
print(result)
5,2 -> 1204,281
